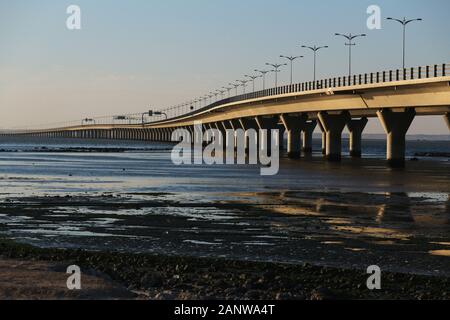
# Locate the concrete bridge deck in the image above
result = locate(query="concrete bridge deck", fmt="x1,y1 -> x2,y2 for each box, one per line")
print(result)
2,63 -> 450,167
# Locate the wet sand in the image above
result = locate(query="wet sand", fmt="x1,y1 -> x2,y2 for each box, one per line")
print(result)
1,237 -> 449,300
0,257 -> 135,300
1,190 -> 449,277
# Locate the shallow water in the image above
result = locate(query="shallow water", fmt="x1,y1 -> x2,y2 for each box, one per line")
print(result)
0,136 -> 449,276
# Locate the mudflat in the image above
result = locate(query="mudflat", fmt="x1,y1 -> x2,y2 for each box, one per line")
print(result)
0,238 -> 449,300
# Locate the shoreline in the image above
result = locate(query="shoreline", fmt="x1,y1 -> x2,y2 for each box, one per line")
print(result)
0,237 -> 449,300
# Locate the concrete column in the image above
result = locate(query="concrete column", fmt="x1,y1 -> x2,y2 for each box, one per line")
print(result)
229,119 -> 242,131
185,126 -> 194,143
255,116 -> 280,155
220,121 -> 234,149
144,129 -> 149,141
317,121 -> 326,155
240,117 -> 259,154
229,119 -> 243,150
202,124 -> 211,143
280,114 -> 308,158
347,117 -> 368,158
302,120 -> 317,154
221,121 -> 233,131
445,113 -> 450,131
377,108 -> 416,168
211,122 -> 225,146
318,111 -> 350,162
135,129 -> 140,140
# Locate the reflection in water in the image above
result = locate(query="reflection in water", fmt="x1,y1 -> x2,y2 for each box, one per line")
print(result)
376,193 -> 413,224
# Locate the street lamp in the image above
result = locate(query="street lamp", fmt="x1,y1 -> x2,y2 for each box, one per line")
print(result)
244,74 -> 262,92
334,33 -> 366,77
217,89 -> 226,99
266,63 -> 287,87
279,55 -> 303,85
229,83 -> 240,96
301,45 -> 328,83
254,70 -> 271,90
236,80 -> 249,94
386,17 -> 422,70
223,86 -> 233,97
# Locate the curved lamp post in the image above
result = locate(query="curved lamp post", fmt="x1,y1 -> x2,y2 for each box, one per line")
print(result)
254,70 -> 271,90
236,80 -> 249,94
244,74 -> 262,92
229,83 -> 240,96
386,17 -> 422,70
266,63 -> 287,87
280,55 -> 303,84
334,33 -> 366,77
301,45 -> 328,83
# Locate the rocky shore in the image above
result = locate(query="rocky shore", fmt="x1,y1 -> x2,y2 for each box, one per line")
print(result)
0,237 -> 448,300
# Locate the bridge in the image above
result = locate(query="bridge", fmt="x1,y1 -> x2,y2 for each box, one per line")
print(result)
1,63 -> 450,167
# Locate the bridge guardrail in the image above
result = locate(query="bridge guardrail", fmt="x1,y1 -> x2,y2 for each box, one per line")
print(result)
199,63 -> 450,115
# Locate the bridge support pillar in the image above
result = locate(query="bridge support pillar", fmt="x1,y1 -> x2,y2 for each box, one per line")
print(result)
317,121 -> 326,156
280,114 -> 308,158
302,120 -> 317,154
347,117 -> 368,158
221,121 -> 234,150
229,119 -> 243,150
255,116 -> 280,156
377,108 -> 416,168
318,111 -> 350,162
210,123 -> 224,147
445,113 -> 450,131
239,118 -> 259,154
186,126 -> 194,143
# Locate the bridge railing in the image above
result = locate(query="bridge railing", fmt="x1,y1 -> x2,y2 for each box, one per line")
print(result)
170,63 -> 449,122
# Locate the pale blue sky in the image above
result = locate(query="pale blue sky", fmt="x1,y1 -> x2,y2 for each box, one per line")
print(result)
1,0 -> 450,133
